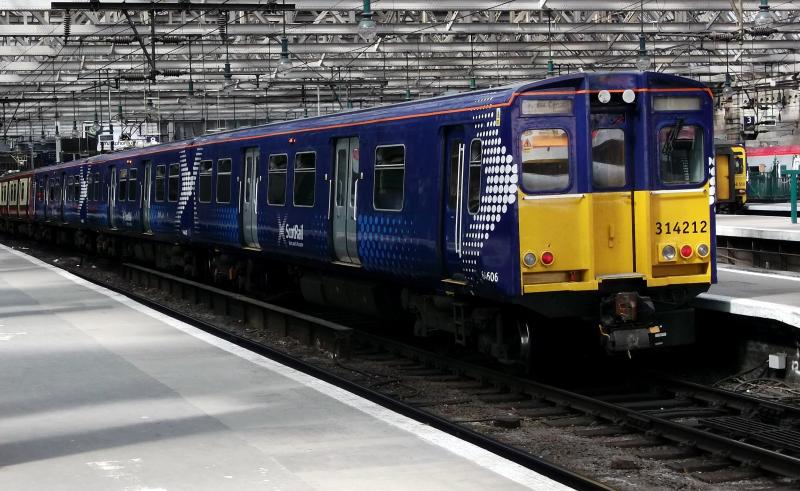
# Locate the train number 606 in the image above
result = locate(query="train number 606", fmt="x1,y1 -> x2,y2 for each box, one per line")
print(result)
654,220 -> 707,235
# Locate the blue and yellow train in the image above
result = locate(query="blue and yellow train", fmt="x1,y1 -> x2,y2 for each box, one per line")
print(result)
0,72 -> 716,364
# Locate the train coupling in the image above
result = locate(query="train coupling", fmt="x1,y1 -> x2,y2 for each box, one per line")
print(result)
600,292 -> 695,352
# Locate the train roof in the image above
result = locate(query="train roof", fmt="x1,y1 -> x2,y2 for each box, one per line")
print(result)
34,71 -> 708,173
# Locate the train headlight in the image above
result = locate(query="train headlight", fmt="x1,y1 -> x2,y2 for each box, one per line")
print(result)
696,243 -> 710,258
541,251 -> 555,266
523,252 -> 537,267
680,244 -> 693,259
661,245 -> 677,261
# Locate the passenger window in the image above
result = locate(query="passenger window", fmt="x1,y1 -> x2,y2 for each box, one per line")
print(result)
293,152 -> 316,207
658,122 -> 704,185
373,145 -> 405,211
268,154 -> 288,206
198,160 -> 212,203
216,158 -> 232,204
448,139 -> 463,209
128,168 -> 138,202
520,128 -> 570,193
66,177 -> 73,201
118,169 -> 128,201
155,165 -> 166,202
168,163 -> 180,202
468,140 -> 482,214
592,128 -> 626,189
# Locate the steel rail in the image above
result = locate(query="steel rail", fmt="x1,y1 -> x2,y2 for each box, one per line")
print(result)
354,332 -> 800,479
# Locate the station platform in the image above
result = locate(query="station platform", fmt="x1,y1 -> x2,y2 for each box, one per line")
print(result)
744,202 -> 792,214
0,244 -> 567,491
716,214 -> 800,242
693,266 -> 800,329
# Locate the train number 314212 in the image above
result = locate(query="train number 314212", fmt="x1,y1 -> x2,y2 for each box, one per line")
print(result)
655,220 -> 708,235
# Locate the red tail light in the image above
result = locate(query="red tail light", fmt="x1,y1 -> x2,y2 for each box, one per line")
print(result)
680,244 -> 693,258
541,251 -> 555,266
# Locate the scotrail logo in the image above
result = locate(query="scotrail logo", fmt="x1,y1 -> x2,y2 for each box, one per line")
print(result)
277,215 -> 304,247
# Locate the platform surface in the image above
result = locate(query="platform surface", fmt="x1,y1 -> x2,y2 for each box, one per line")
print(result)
0,244 -> 568,491
694,266 -> 800,328
716,214 -> 800,242
744,202 -> 792,213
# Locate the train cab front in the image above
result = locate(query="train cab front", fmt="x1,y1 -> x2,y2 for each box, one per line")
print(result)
512,72 -> 714,353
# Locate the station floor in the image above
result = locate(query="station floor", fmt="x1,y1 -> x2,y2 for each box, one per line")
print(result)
716,214 -> 800,241
744,202 -> 793,213
0,244 -> 568,491
694,266 -> 800,329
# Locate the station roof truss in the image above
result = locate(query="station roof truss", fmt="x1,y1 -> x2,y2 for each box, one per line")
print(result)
0,0 -> 798,133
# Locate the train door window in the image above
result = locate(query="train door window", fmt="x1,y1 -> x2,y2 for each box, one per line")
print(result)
19,180 -> 27,205
66,177 -> 73,201
118,168 -> 128,201
216,158 -> 232,203
448,138 -> 464,209
9,182 -> 16,204
95,172 -> 102,201
155,165 -> 166,202
734,155 -> 744,174
87,174 -> 94,201
267,154 -> 288,206
335,148 -> 347,207
198,160 -> 212,203
658,122 -> 704,184
373,145 -> 405,211
293,152 -> 316,207
467,140 -> 482,214
128,168 -> 138,202
168,163 -> 180,202
591,128 -> 626,189
520,128 -> 570,192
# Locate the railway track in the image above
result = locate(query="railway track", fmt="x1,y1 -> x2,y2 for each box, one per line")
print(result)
12,245 -> 800,489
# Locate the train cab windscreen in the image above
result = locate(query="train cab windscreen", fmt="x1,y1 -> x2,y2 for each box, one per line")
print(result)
658,121 -> 704,184
520,128 -> 570,192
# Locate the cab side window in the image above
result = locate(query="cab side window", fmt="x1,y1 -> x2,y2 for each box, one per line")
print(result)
520,128 -> 570,192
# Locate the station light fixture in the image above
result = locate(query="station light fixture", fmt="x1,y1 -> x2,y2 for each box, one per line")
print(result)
357,0 -> 378,42
753,0 -> 773,31
635,35 -> 651,71
723,73 -> 734,100
546,59 -> 555,77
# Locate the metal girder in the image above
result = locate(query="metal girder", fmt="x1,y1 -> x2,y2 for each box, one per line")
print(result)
0,1 -> 798,134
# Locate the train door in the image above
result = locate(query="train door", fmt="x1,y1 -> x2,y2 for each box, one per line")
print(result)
442,126 -> 467,281
332,137 -> 360,264
44,176 -> 50,220
109,166 -> 117,228
589,109 -> 636,276
240,147 -> 260,248
142,161 -> 152,233
59,172 -> 66,221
